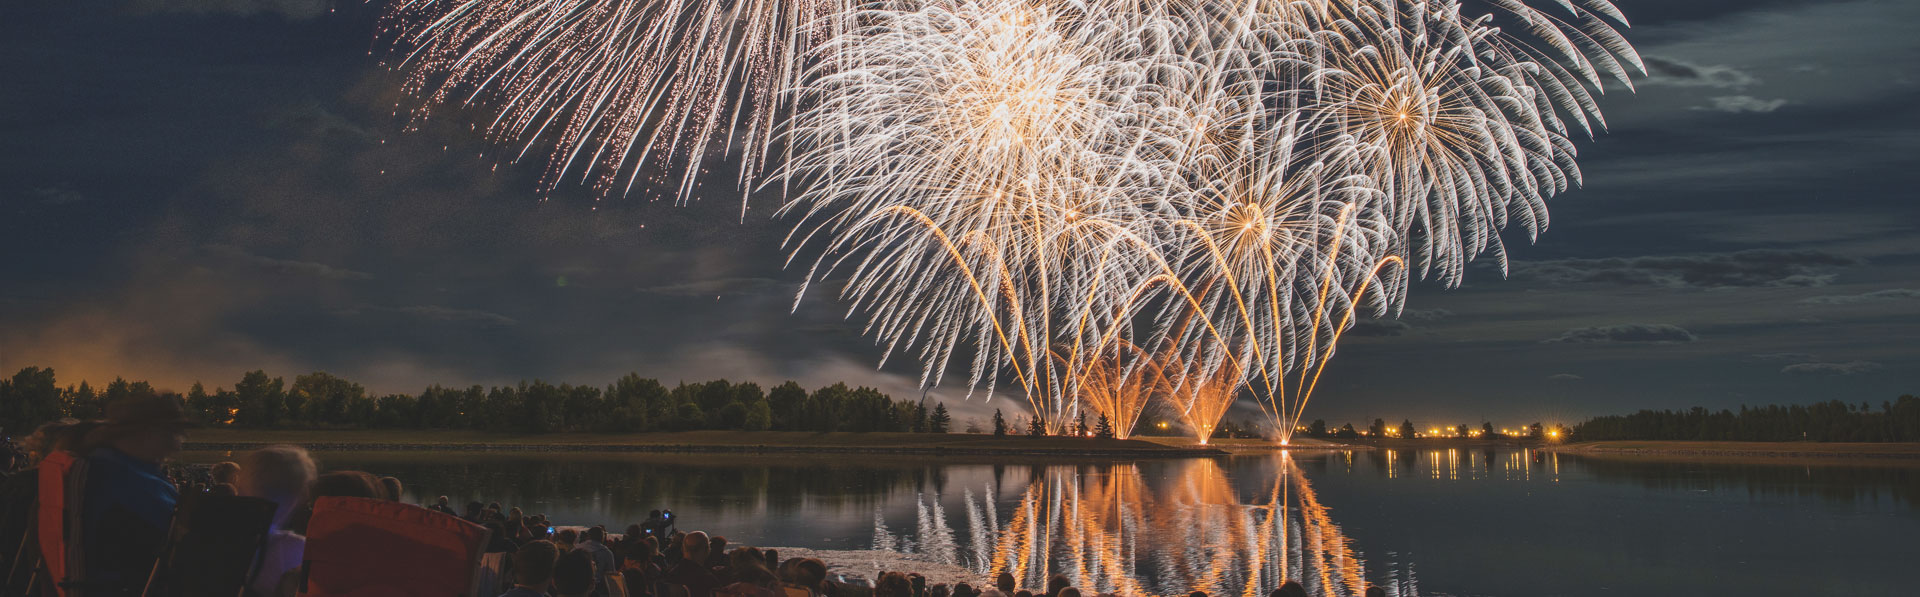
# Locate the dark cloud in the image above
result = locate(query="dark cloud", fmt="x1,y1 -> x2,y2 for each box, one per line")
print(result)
1751,352 -> 1817,362
1703,95 -> 1789,114
1781,361 -> 1883,376
1403,308 -> 1454,321
205,244 -> 371,281
126,0 -> 333,20
1346,320 -> 1412,337
1641,56 -> 1758,89
1544,324 -> 1698,344
1509,250 -> 1858,289
1546,373 -> 1584,382
637,278 -> 791,298
1800,289 -> 1920,305
31,186 -> 88,206
337,305 -> 519,327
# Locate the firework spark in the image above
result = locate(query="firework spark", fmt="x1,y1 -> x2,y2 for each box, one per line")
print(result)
379,0 -> 1637,440
381,0 -> 851,206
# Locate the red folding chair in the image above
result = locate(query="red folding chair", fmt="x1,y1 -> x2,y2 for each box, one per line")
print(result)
35,451 -> 86,597
298,496 -> 490,597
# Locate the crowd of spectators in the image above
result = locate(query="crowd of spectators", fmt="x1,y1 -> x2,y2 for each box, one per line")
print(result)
1,394 -> 1389,597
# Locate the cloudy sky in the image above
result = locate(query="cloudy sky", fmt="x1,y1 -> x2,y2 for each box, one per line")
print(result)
3,0 -> 1915,427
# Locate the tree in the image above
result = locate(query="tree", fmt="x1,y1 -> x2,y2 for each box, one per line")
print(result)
1369,418 -> 1386,437
1308,419 -> 1328,437
719,401 -> 751,430
185,383 -> 214,424
1454,424 -> 1471,438
1400,420 -> 1416,439
1075,412 -> 1089,437
767,381 -> 808,431
1,367 -> 63,434
1027,415 -> 1046,436
1528,422 -> 1544,440
743,400 -> 772,431
233,370 -> 286,428
929,403 -> 951,433
1482,421 -> 1496,438
965,419 -> 984,434
1095,414 -> 1114,439
290,372 -> 367,427
1336,423 -> 1358,439
992,409 -> 1008,436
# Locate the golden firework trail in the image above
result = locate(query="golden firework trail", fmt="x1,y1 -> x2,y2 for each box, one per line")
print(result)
381,0 -> 852,206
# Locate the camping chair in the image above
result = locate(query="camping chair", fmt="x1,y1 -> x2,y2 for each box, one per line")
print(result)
141,492 -> 277,597
474,551 -> 509,597
2,467 -> 41,595
604,571 -> 630,597
298,496 -> 490,597
36,451 -> 87,597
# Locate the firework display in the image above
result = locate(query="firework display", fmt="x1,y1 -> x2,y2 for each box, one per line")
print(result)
384,0 -> 1637,443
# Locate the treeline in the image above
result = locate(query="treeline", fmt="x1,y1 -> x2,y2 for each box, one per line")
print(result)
0,366 -> 956,436
1572,397 -> 1920,442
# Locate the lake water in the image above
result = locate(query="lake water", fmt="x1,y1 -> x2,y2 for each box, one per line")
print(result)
184,448 -> 1919,597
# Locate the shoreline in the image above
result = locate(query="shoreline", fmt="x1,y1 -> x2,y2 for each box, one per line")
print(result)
1549,440 -> 1920,463
183,429 -> 1227,458
766,548 -> 978,589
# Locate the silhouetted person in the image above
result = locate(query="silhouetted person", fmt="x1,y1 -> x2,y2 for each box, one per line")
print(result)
788,557 -> 828,594
723,546 -> 778,593
1364,587 -> 1386,597
706,535 -> 729,568
239,445 -> 317,597
507,507 -> 535,542
379,476 -> 404,501
502,539 -> 560,597
553,549 -> 597,597
1273,582 -> 1307,597
1045,574 -> 1069,597
875,571 -> 913,597
466,501 -> 488,523
665,530 -> 722,597
996,572 -> 1016,594
430,495 -> 456,515
283,470 -> 386,540
208,461 -> 241,486
81,393 -> 193,594
577,526 -> 615,595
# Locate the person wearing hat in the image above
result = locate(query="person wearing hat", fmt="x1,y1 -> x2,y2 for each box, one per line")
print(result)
81,392 -> 195,594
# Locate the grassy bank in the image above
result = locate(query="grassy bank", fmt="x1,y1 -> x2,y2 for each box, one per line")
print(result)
184,429 -> 1225,457
1549,440 -> 1920,465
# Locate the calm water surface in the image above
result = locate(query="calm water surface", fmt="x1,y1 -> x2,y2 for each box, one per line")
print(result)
185,448 -> 1918,596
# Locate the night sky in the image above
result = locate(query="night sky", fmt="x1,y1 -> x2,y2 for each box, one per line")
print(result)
3,0 -> 1915,427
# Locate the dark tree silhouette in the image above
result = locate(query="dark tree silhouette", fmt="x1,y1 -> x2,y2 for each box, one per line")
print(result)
929,403 -> 951,433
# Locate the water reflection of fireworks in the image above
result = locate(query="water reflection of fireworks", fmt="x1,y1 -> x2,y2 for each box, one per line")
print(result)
875,456 -> 1420,596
